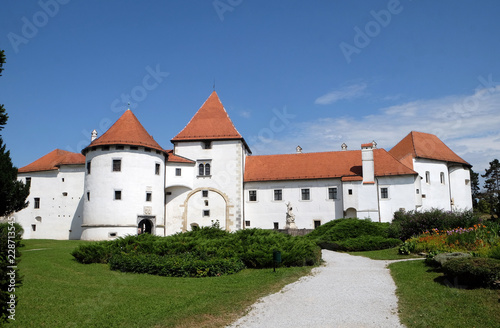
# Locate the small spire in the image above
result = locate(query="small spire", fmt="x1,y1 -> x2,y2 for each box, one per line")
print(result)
213,79 -> 216,91
372,140 -> 377,149
127,102 -> 130,110
296,145 -> 302,153
341,143 -> 347,151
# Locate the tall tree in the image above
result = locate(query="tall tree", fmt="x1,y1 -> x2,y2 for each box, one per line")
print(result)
470,169 -> 480,208
482,159 -> 500,217
0,50 -> 30,216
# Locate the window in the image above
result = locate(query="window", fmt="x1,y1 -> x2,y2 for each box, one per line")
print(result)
274,189 -> 282,201
113,159 -> 121,172
204,200 -> 209,206
102,145 -> 110,151
425,171 -> 430,184
249,190 -> 257,202
416,189 -> 420,195
175,168 -> 181,176
31,224 -> 36,232
146,191 -> 152,202
130,146 -> 138,150
328,187 -> 337,200
274,222 -> 279,230
440,172 -> 445,184
116,145 -> 124,150
34,197 -> 40,209
25,177 -> 31,188
314,220 -> 321,229
348,189 -> 353,195
87,161 -> 91,174
203,210 -> 210,217
198,162 -> 212,176
62,192 -> 68,197
245,221 -> 251,227
155,163 -> 160,175
114,190 -> 122,200
202,190 -> 209,197
301,188 -> 310,201
87,192 -> 90,201
465,179 -> 470,185
203,141 -> 212,149
381,187 -> 389,199
145,147 -> 151,152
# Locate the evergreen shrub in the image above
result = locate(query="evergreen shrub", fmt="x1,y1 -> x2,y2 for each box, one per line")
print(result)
442,257 -> 500,289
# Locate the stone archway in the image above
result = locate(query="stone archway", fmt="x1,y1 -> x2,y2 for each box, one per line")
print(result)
138,218 -> 153,235
181,187 -> 233,232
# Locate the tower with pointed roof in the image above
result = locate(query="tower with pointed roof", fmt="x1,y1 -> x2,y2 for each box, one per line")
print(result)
81,109 -> 168,240
166,91 -> 251,232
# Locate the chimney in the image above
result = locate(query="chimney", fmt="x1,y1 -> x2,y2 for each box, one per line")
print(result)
91,129 -> 98,141
341,143 -> 347,151
361,143 -> 374,183
296,145 -> 302,154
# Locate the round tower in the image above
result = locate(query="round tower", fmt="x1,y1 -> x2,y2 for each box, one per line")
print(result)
81,110 -> 167,240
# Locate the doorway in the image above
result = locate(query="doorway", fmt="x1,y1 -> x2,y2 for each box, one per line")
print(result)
138,219 -> 152,235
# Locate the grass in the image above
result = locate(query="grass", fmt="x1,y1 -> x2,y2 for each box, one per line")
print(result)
347,246 -> 423,260
12,240 -> 314,328
389,260 -> 500,328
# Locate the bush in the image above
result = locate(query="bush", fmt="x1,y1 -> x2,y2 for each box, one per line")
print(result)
306,218 -> 398,251
392,209 -> 482,241
442,257 -> 500,289
72,228 -> 321,277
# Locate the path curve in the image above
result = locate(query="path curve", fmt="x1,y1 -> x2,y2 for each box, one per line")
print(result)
228,250 -> 407,328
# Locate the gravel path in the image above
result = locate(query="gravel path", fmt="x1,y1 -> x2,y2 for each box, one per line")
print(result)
228,250 -> 407,328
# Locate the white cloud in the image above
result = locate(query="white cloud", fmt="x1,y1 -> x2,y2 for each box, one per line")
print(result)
239,110 -> 251,118
314,83 -> 367,105
250,86 -> 500,173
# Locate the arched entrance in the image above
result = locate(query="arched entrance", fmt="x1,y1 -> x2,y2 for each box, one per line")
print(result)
345,208 -> 357,218
138,219 -> 152,235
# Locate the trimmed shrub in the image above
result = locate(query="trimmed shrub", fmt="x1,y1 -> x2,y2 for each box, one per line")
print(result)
307,218 -> 398,251
429,252 -> 472,267
391,208 -> 482,241
442,257 -> 500,289
72,227 -> 321,277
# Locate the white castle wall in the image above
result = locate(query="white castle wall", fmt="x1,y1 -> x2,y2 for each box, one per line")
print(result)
244,179 -> 343,229
15,165 -> 84,239
81,146 -> 165,240
449,165 -> 473,210
377,175 -> 418,221
167,140 -> 247,233
413,159 -> 452,211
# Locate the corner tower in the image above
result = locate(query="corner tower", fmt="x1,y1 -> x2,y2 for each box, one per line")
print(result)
81,110 -> 167,240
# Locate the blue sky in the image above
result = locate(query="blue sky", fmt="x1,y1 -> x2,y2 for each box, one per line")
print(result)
1,0 -> 499,179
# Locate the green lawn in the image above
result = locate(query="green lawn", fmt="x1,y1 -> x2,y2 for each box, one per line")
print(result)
12,240 -> 313,328
390,260 -> 500,328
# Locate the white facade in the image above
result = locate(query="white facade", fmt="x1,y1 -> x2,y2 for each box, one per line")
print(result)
81,147 -> 166,240
14,165 -> 84,240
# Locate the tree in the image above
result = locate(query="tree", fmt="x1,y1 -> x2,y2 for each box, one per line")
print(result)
0,50 -> 30,217
470,169 -> 480,208
482,159 -> 500,217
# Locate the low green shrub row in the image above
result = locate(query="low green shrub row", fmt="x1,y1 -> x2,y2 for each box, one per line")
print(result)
72,227 -> 321,277
442,257 -> 500,289
109,253 -> 245,278
306,218 -> 400,251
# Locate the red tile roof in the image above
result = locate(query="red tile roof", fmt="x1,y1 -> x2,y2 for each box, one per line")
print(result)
172,91 -> 251,152
165,150 -> 195,164
82,110 -> 166,154
244,149 -> 417,182
389,131 -> 470,167
18,149 -> 85,173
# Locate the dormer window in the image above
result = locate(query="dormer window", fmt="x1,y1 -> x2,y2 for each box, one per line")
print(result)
203,141 -> 212,149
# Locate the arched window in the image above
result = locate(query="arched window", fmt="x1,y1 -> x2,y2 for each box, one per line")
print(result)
205,163 -> 211,176
199,163 -> 204,176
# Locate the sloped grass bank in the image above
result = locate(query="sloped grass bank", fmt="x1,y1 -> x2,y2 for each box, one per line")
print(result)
390,259 -> 500,328
12,239 -> 313,328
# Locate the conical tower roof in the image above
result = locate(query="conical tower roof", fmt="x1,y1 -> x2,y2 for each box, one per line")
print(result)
82,110 -> 166,155
172,91 -> 250,151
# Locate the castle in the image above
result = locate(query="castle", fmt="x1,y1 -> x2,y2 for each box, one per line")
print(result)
14,92 -> 473,240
